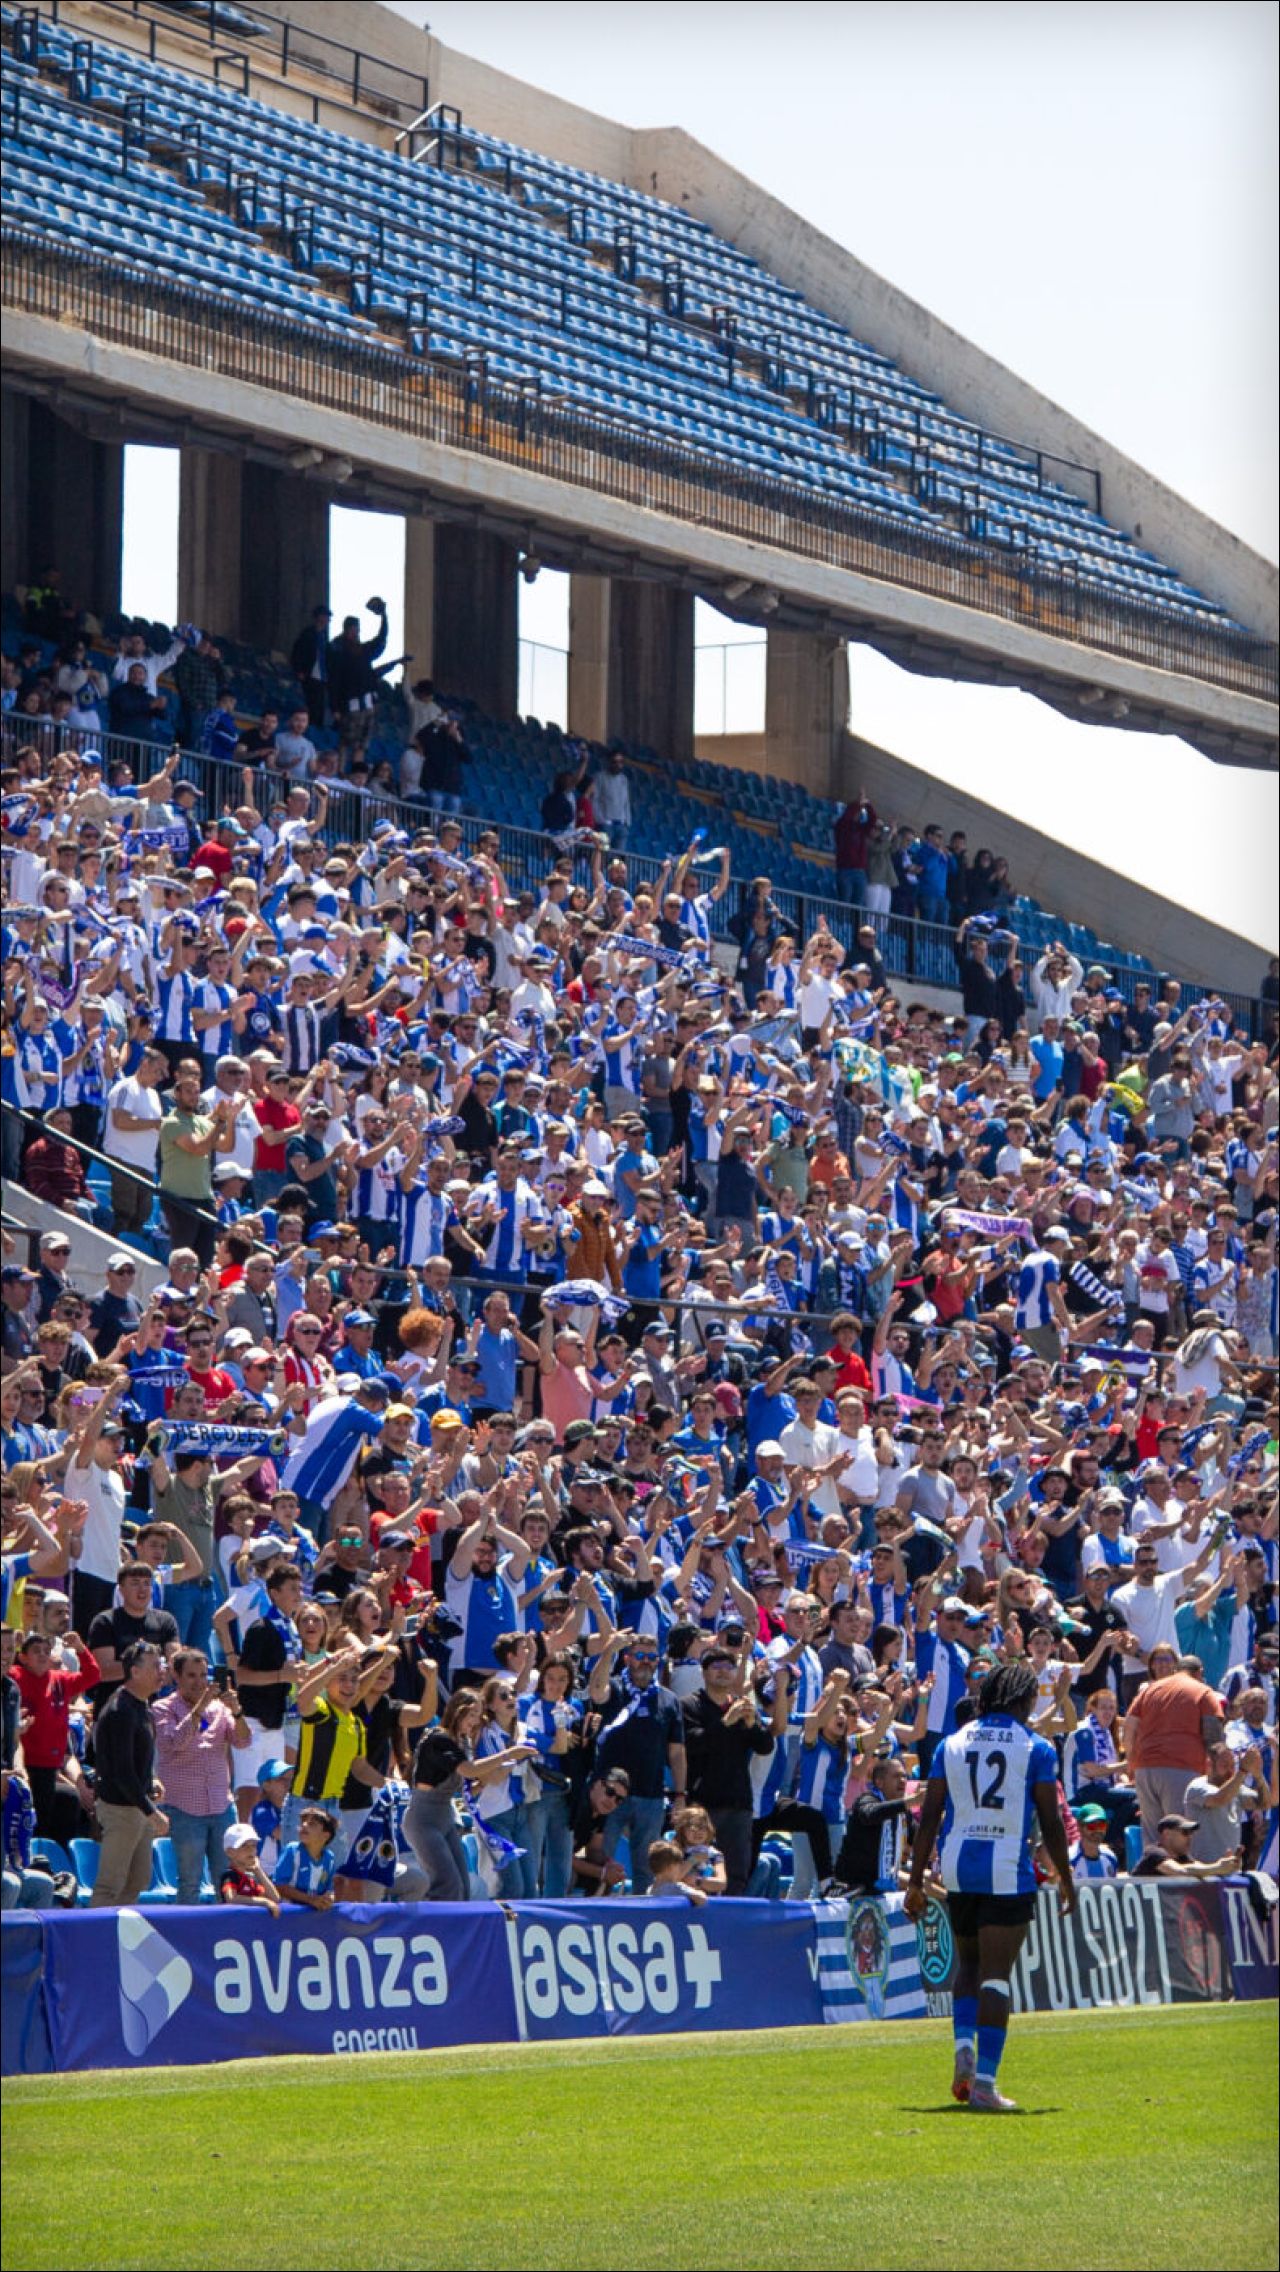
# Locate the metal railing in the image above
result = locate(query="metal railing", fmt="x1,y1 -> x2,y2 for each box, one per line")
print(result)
1,716 -> 1266,1033
3,228 -> 1276,710
26,0 -> 430,125
1,1103 -> 223,1238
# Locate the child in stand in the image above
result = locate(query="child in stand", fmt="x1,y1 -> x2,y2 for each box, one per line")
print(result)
250,1758 -> 292,1876
273,1806 -> 339,1911
219,1822 -> 280,1915
646,1842 -> 707,1905
669,1805 -> 727,1895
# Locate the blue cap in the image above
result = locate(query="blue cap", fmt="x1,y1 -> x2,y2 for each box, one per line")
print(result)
309,1220 -> 338,1238
344,1309 -> 376,1328
257,1758 -> 290,1785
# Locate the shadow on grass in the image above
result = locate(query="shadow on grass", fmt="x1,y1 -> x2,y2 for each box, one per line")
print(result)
898,2104 -> 1063,2117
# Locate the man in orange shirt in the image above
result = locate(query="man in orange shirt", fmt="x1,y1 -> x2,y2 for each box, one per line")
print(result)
807,1130 -> 851,1189
1122,1650 -> 1225,1845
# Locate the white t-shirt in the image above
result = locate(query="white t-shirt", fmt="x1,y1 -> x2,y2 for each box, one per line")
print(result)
1135,1246 -> 1181,1315
875,1445 -> 914,1510
1198,1054 -> 1243,1117
1170,1335 -> 1230,1400
65,1456 -> 126,1584
837,1425 -> 880,1503
779,1418 -> 843,1516
1112,1568 -> 1183,1656
104,1075 -> 163,1170
798,974 -> 837,1031
199,1087 -> 262,1176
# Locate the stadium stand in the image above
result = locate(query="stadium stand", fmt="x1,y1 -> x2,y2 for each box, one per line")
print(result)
0,0 -> 1275,2005
5,590 -> 1267,1024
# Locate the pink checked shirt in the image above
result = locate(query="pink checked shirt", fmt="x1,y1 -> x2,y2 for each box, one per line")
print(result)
152,1691 -> 246,1816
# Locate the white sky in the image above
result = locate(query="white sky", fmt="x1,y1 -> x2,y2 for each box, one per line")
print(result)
121,3 -> 1278,950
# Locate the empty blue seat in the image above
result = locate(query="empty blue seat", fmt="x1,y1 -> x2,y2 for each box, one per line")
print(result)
69,1837 -> 100,1904
136,1836 -> 178,1905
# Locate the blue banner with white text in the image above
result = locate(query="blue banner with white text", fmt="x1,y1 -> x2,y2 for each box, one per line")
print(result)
506,1899 -> 823,2040
4,1882 -> 1272,2075
40,1901 -> 517,2071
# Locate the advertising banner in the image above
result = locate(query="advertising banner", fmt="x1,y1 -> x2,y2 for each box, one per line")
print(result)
905,1880 -> 1235,2015
506,1899 -> 824,2041
4,1878 -> 1272,2077
41,1902 -> 518,2072
1,1917 -> 53,2077
1218,1881 -> 1280,2002
1011,1880 -> 1230,2012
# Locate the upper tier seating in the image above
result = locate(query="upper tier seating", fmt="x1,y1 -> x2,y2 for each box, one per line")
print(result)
0,9 -> 1249,636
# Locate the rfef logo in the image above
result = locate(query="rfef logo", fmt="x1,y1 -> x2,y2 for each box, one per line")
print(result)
118,1910 -> 193,2055
915,1892 -> 955,1991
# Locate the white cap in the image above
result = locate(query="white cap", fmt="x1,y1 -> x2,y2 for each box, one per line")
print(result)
223,1823 -> 258,1855
756,1441 -> 786,1461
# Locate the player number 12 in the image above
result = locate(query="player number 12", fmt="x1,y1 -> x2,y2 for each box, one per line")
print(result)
966,1750 -> 1008,1810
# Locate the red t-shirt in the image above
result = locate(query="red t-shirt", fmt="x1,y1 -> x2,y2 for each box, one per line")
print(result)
12,1651 -> 101,1769
194,840 -> 234,880
831,1351 -> 872,1396
219,1867 -> 262,1902
186,1364 -> 236,1412
253,1096 -> 301,1172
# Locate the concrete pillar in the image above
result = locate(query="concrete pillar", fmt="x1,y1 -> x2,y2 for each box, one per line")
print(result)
403,515 -> 436,681
566,573 -> 611,743
765,628 -> 849,796
25,403 -> 123,620
178,449 -> 244,641
238,465 -> 330,656
607,580 -> 694,765
1,389 -> 32,596
432,522 -> 518,717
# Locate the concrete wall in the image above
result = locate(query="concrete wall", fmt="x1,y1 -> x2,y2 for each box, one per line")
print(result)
839,730 -> 1272,992
764,628 -> 849,799
432,522 -> 518,717
1,387 -> 32,594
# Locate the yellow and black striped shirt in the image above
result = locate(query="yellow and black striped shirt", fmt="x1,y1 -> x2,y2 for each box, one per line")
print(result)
292,1698 -> 366,1804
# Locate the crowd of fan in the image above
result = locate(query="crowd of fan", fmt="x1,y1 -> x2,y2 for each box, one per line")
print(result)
1,592 -> 1277,1920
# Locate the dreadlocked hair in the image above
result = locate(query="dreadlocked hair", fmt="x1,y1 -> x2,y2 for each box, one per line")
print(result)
978,1659 -> 1039,1723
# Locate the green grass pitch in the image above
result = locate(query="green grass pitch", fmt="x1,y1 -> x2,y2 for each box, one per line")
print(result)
3,2004 -> 1276,2271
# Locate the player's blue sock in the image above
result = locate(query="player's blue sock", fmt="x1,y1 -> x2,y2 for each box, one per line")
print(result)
952,1995 -> 978,2057
975,2023 -> 1007,2087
